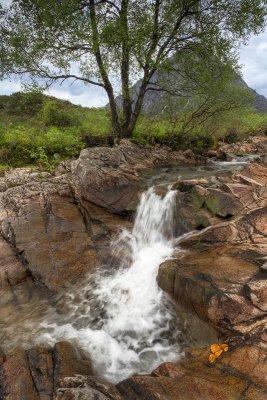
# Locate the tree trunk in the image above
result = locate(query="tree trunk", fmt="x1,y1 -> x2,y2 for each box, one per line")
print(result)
120,0 -> 132,137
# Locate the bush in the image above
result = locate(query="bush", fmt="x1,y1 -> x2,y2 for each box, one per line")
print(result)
38,100 -> 79,127
0,125 -> 37,164
3,91 -> 45,117
38,127 -> 84,156
0,125 -> 84,168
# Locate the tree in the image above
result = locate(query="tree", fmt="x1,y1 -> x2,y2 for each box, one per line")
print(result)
0,0 -> 266,139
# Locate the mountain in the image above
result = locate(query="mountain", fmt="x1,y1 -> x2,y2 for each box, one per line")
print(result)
116,72 -> 267,115
238,78 -> 267,113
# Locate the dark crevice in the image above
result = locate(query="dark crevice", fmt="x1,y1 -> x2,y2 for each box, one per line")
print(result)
26,352 -> 42,400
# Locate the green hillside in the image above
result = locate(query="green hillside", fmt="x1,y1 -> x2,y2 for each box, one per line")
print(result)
0,91 -> 266,173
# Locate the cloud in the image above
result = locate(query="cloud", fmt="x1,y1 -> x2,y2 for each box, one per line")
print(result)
239,30 -> 267,97
0,79 -> 22,95
45,83 -> 108,108
0,77 -> 108,107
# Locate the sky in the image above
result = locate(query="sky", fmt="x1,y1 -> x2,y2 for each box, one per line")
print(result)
0,15 -> 266,107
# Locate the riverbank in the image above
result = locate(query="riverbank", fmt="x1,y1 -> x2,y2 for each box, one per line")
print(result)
0,135 -> 266,399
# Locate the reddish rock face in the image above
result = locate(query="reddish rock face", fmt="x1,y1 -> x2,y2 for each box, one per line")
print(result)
156,159 -> 267,400
0,342 -> 126,400
1,348 -> 40,400
0,138 -> 266,399
158,165 -> 267,337
67,139 -> 197,213
53,341 -> 93,388
173,162 -> 267,235
55,376 -> 124,400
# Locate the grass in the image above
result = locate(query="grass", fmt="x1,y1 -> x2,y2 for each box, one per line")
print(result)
0,91 -> 266,171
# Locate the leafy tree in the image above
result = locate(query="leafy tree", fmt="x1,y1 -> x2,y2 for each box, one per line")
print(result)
0,0 -> 266,138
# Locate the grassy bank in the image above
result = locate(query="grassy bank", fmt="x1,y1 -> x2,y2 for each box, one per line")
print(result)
0,91 -> 266,172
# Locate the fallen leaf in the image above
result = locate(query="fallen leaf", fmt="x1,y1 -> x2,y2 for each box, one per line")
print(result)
220,344 -> 229,352
214,349 -> 223,357
209,354 -> 216,363
210,344 -> 221,354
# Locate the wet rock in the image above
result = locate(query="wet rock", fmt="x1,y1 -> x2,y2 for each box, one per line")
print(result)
0,236 -> 28,287
204,187 -> 242,217
158,244 -> 266,335
206,150 -> 218,158
68,140 -> 196,213
183,149 -> 195,160
55,376 -> 123,400
219,135 -> 267,158
172,178 -> 209,192
187,343 -> 267,389
27,346 -> 54,400
117,368 -> 248,400
0,173 -> 100,291
1,348 -> 40,400
245,279 -> 267,312
117,344 -> 267,400
53,341 -> 93,389
179,206 -> 267,249
0,342 -> 96,399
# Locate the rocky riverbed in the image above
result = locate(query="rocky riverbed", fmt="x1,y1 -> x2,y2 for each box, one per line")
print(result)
0,135 -> 266,399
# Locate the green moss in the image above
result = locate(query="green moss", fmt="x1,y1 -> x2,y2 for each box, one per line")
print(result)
205,197 -> 221,216
0,164 -> 10,176
189,189 -> 206,211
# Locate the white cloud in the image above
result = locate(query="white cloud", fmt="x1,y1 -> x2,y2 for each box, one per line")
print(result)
239,29 -> 267,97
0,77 -> 108,107
45,85 -> 107,108
0,80 -> 22,95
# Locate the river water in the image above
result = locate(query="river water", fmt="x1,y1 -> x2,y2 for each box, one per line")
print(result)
0,158 -> 251,382
37,187 -> 184,382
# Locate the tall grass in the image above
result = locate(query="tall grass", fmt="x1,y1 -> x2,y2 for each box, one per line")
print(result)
0,92 -> 266,171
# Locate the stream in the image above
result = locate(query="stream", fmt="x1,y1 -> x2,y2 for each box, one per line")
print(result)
0,158 -> 252,383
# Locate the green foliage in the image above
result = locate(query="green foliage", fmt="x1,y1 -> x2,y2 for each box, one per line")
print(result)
38,99 -> 78,127
0,120 -> 84,169
0,92 -> 266,171
0,91 -> 44,117
0,0 -> 266,137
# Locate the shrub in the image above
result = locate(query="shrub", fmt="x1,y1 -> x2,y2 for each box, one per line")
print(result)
38,100 -> 78,127
38,127 -> 84,156
0,124 -> 84,167
4,91 -> 44,117
0,125 -> 37,164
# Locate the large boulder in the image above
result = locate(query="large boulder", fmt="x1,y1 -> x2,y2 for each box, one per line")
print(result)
55,376 -> 123,400
173,162 -> 267,235
0,172 -> 100,291
117,345 -> 267,400
158,244 -> 266,336
64,139 -> 196,213
0,341 -> 95,400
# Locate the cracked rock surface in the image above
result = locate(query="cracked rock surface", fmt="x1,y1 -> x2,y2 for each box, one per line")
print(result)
0,138 -> 266,399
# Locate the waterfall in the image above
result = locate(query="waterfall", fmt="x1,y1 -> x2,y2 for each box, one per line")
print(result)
38,187 -> 183,382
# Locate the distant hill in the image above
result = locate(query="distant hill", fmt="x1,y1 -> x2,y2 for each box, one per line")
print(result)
238,78 -> 267,113
115,72 -> 267,115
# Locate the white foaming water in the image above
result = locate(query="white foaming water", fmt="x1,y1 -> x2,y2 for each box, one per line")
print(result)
37,187 -> 183,382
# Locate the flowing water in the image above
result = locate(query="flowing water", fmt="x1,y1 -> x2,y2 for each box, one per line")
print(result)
1,159 -> 250,382
2,187 -> 188,382
41,188 -> 183,382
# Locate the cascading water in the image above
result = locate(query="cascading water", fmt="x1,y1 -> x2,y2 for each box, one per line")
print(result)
5,187 -> 185,382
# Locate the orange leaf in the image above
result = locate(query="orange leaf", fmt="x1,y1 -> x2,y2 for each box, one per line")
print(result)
220,344 -> 229,352
209,354 -> 216,363
210,344 -> 221,354
214,349 -> 223,357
